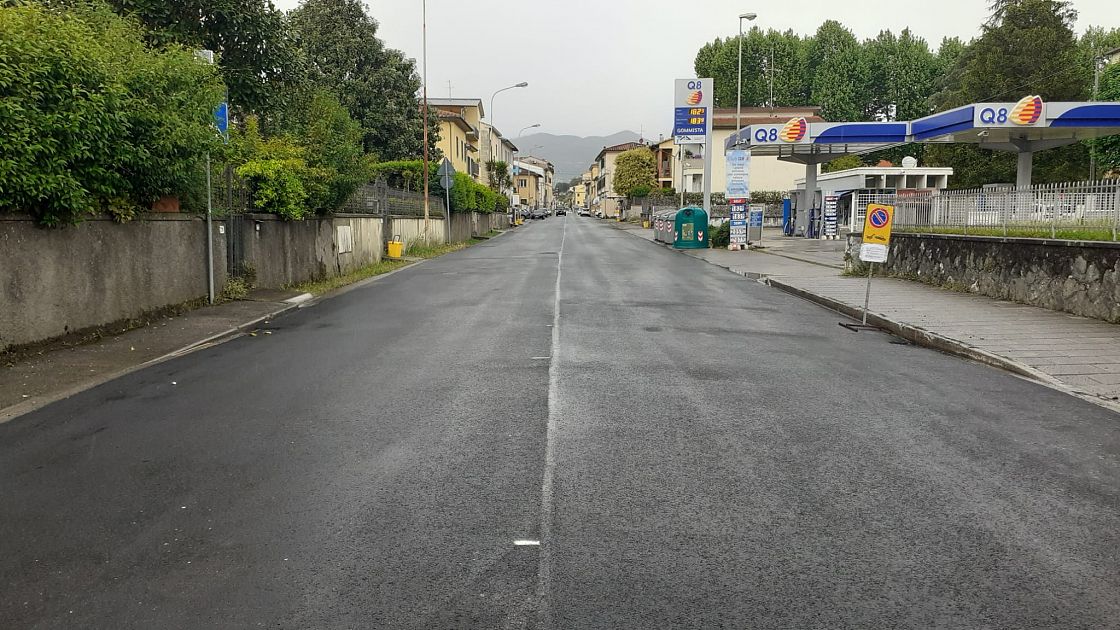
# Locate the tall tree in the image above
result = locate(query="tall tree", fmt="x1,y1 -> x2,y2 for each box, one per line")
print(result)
1092,63 -> 1120,176
290,0 -> 435,160
695,29 -> 808,110
864,29 -> 939,121
100,0 -> 303,117
927,0 -> 1092,186
807,21 -> 869,121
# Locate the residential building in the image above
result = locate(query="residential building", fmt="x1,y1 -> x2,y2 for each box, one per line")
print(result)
655,137 -> 677,190
589,141 -> 647,217
573,182 -> 587,208
518,156 -> 555,208
1106,46 -> 1120,65
513,161 -> 545,209
479,121 -> 517,191
676,106 -> 826,196
429,98 -> 484,182
585,165 -> 600,212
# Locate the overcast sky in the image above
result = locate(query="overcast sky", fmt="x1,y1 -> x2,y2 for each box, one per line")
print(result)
274,0 -> 1116,139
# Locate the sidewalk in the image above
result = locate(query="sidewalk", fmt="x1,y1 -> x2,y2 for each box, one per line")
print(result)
0,289 -> 307,423
614,222 -> 1120,408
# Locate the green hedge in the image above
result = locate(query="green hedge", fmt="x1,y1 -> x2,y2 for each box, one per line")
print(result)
372,160 -> 505,214
0,3 -> 224,226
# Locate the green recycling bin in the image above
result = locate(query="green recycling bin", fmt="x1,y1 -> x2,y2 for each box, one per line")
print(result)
673,207 -> 709,249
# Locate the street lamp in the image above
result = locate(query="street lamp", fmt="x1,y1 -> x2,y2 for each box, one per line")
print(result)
736,12 -> 757,151
489,82 -> 528,222
518,124 -> 541,138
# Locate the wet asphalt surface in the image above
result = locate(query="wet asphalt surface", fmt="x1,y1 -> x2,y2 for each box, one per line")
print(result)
2,216 -> 1119,629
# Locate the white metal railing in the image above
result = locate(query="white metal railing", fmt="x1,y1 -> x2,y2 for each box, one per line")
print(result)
852,180 -> 1120,241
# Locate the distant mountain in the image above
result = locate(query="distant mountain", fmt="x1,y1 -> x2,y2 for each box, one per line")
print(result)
515,131 -> 642,182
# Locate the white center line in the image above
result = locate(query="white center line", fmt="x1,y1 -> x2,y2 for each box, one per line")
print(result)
536,217 -> 567,628
514,539 -> 541,546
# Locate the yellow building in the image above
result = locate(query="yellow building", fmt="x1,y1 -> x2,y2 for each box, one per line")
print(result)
514,168 -> 543,209
573,182 -> 587,208
429,98 -> 484,182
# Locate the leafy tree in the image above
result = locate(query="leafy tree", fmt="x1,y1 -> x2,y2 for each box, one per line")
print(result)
1093,63 -> 1120,175
612,148 -> 656,198
864,29 -> 939,121
808,21 -> 869,121
822,155 -> 864,173
941,0 -> 1087,106
94,0 -> 303,117
282,89 -> 369,213
486,160 -> 512,193
0,2 -> 224,226
289,0 -> 435,160
695,28 -> 808,109
927,0 -> 1092,186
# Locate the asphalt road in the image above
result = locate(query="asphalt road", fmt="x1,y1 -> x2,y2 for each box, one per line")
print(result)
2,216 -> 1119,629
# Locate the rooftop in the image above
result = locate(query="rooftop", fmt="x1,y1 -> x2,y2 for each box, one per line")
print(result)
427,98 -> 485,118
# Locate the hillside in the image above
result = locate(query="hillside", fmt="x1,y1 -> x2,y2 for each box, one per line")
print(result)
516,131 -> 642,182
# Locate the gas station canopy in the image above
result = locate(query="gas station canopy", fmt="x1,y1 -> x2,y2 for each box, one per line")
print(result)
725,120 -> 908,163
726,97 -> 1120,188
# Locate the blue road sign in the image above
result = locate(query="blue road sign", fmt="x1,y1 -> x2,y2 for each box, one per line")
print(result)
869,208 -> 890,228
214,102 -> 229,139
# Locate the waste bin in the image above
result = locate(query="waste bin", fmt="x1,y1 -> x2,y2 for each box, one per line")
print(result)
387,235 -> 403,259
673,207 -> 709,249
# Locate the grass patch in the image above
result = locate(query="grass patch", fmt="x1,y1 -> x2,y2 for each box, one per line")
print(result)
290,259 -> 410,296
904,225 -> 1118,242
288,238 -> 484,296
406,239 -> 482,258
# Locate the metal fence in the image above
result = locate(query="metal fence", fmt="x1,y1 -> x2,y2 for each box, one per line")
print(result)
337,182 -> 448,218
853,180 -> 1120,240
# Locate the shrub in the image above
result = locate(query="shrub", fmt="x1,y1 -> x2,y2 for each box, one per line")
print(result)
0,2 -> 224,226
709,222 -> 731,248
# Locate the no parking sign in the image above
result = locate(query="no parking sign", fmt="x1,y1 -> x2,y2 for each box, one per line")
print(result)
860,203 -> 894,263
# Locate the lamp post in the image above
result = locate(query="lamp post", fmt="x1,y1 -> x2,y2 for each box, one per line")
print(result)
490,82 -> 528,223
518,124 -> 541,138
736,12 -> 758,151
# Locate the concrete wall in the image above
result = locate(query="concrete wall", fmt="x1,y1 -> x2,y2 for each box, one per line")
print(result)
449,213 -> 473,243
845,232 -> 1120,323
0,214 -> 226,351
336,216 -> 383,274
236,214 -> 383,288
388,217 -> 446,249
1,205 -> 501,351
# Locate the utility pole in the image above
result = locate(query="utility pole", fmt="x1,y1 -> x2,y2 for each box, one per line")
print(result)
1091,53 -> 1104,180
421,0 -> 430,234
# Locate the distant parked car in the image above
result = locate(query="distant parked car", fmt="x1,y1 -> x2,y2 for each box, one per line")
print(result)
556,209 -> 567,216
578,209 -> 591,217
531,211 -> 547,219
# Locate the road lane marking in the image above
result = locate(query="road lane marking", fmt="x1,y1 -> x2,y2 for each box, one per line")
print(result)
514,540 -> 541,546
531,356 -> 551,360
536,217 -> 567,628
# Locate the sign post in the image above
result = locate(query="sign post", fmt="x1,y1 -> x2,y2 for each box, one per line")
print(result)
823,195 -> 838,240
857,203 -> 894,325
748,205 -> 765,246
673,78 -> 714,213
438,159 -> 455,244
728,200 -> 747,250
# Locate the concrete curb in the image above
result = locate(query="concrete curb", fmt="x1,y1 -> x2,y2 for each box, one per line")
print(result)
756,249 -> 844,270
765,277 -> 1120,414
1,238 -> 493,424
0,301 -> 300,424
615,220 -> 1120,413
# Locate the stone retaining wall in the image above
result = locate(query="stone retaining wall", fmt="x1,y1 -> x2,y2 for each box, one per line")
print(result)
845,232 -> 1120,323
